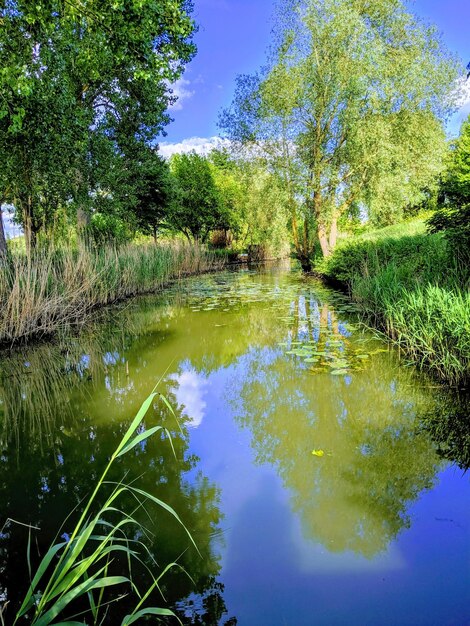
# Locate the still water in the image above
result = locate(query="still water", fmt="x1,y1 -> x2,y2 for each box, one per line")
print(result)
0,267 -> 469,625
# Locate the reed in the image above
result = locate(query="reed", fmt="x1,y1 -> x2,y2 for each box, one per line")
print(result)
0,242 -> 225,345
10,390 -> 194,626
317,222 -> 470,386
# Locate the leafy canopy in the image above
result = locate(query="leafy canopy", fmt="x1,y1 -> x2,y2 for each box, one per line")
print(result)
221,0 -> 461,260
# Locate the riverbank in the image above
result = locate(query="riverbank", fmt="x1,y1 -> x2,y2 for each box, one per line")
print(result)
0,242 -> 225,346
316,219 -> 470,387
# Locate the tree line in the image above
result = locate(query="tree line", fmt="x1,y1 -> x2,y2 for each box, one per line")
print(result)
0,0 -> 467,268
0,0 -> 195,253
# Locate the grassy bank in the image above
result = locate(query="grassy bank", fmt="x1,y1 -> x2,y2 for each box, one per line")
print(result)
0,242 -> 224,345
317,220 -> 470,386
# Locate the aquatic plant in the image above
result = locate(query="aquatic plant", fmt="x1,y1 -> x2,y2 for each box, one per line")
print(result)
10,390 -> 195,626
0,242 -> 225,346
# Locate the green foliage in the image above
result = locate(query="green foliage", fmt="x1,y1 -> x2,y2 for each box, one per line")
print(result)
438,116 -> 470,206
318,221 -> 470,384
0,0 -> 196,251
221,0 -> 460,260
428,204 -> 470,275
428,115 -> 470,274
317,222 -> 435,283
13,390 -> 193,625
88,213 -> 134,245
169,152 -> 224,242
238,164 -> 291,257
208,149 -> 246,238
133,153 -> 175,240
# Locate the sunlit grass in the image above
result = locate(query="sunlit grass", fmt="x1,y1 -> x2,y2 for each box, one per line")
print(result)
317,221 -> 470,385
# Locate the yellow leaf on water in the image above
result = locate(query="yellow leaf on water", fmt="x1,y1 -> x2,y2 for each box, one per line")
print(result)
312,449 -> 324,457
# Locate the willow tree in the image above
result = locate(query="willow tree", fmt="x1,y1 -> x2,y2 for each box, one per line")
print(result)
221,0 -> 460,265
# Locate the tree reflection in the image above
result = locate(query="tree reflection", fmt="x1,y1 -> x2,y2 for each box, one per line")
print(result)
230,301 -> 442,558
420,390 -> 470,471
0,269 -> 461,622
0,376 -> 229,624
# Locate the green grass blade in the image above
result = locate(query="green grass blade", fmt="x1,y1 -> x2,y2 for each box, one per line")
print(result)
33,575 -> 129,626
127,487 -> 200,555
116,426 -> 165,458
121,607 -> 179,626
16,542 -> 68,618
113,393 -> 158,458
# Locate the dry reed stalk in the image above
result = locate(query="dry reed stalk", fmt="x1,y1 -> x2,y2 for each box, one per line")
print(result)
0,242 -> 225,345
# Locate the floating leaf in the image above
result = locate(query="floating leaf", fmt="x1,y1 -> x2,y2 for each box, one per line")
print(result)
331,369 -> 349,375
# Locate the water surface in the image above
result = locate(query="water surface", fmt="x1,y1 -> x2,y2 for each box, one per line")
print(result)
0,267 -> 469,625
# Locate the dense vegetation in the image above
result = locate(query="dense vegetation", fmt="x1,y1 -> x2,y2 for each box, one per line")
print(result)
317,220 -> 469,385
0,242 -> 223,345
316,109 -> 470,386
0,0 -> 468,367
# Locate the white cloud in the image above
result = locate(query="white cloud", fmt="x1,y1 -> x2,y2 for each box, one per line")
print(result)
1,207 -> 22,239
168,77 -> 195,111
170,368 -> 209,428
158,136 -> 230,159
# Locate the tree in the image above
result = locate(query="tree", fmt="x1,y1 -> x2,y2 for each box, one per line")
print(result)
221,0 -> 460,266
238,162 -> 290,258
208,149 -> 245,243
0,1 -> 197,252
133,151 -> 175,242
437,115 -> 470,207
0,17 -> 83,252
169,153 -> 222,242
428,115 -> 470,272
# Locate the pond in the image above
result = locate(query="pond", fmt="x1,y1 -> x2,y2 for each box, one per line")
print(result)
0,266 -> 469,625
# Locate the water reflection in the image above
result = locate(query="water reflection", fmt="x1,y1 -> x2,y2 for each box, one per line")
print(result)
0,364 -> 228,623
421,390 -> 470,471
0,269 -> 466,624
229,298 -> 442,557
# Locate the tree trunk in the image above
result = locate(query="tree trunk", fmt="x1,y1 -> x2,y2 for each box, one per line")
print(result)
23,196 -> 37,256
0,204 -> 8,259
152,225 -> 158,244
318,223 -> 331,257
77,207 -> 90,230
329,215 -> 338,251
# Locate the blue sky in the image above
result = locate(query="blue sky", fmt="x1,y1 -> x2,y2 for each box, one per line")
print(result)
159,0 -> 470,155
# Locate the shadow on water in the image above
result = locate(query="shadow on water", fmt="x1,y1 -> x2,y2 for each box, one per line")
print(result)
420,390 -> 470,471
0,267 -> 468,624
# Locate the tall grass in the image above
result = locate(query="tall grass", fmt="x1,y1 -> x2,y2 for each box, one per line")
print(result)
0,242 -> 225,345
317,223 -> 470,386
9,389 -> 194,626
